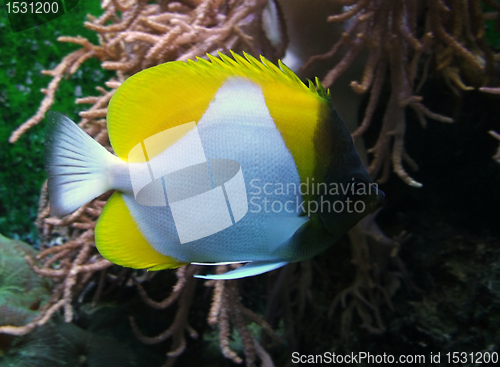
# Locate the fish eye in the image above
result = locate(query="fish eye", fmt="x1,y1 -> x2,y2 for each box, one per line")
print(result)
345,175 -> 368,197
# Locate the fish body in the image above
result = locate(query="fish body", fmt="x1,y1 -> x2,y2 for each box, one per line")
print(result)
44,52 -> 383,279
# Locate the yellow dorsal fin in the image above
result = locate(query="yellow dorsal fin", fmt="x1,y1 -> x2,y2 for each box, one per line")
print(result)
95,192 -> 187,271
106,51 -> 330,162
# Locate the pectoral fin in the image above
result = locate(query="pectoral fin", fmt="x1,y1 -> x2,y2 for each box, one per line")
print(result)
194,261 -> 288,280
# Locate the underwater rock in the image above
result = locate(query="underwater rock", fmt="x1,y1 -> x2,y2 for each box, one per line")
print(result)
0,315 -> 138,367
0,233 -> 150,366
0,234 -> 51,334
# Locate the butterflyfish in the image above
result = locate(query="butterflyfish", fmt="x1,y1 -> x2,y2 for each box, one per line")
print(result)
44,51 -> 384,280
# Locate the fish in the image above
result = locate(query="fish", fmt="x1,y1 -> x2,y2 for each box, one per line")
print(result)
44,51 -> 384,280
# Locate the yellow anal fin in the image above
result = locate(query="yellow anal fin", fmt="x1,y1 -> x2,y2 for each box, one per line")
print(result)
95,192 -> 187,271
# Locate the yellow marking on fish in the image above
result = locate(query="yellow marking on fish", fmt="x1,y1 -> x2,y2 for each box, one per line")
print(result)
107,51 -> 330,187
95,192 -> 187,270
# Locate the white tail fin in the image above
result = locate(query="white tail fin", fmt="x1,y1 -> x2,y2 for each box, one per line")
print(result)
44,112 -> 118,216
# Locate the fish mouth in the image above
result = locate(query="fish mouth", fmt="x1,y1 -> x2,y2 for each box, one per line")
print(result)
376,189 -> 385,208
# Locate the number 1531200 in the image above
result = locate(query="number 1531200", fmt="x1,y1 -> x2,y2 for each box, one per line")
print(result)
6,2 -> 59,14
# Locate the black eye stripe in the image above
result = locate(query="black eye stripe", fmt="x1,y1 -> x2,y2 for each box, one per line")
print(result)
350,182 -> 364,193
345,175 -> 368,196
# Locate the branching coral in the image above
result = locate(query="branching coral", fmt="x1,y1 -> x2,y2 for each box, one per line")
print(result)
481,87 -> 500,163
329,216 -> 417,336
304,0 -> 498,187
119,262 -> 306,362
130,265 -> 201,367
205,265 -> 281,367
9,0 -> 283,144
129,264 -> 281,367
295,0 -> 500,342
